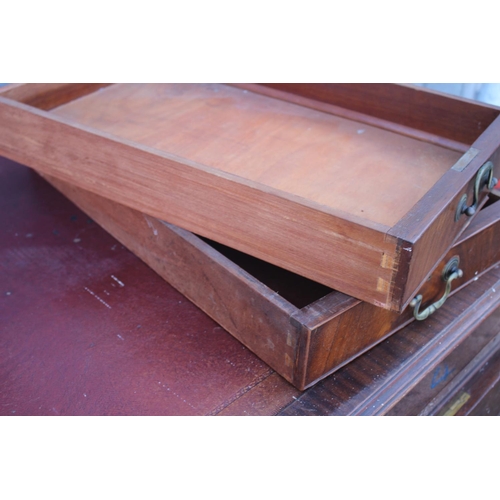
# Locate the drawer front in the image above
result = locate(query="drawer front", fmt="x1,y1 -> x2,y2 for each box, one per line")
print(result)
300,198 -> 500,389
391,138 -> 500,312
386,320 -> 500,415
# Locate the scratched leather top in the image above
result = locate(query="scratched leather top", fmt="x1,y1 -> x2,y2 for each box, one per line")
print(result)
0,157 -> 301,415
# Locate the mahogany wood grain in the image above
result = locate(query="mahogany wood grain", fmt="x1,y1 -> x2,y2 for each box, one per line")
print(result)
391,118 -> 500,311
257,83 -> 500,146
2,84 -> 500,312
43,173 -> 500,389
466,362 -> 500,416
0,83 -> 111,110
279,268 -> 500,414
229,85 -> 500,311
51,83 -> 460,228
231,83 -> 470,153
432,336 -> 500,416
290,197 -> 500,388
0,93 -> 399,310
387,321 -> 500,415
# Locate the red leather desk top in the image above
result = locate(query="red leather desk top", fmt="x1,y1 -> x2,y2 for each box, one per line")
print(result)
0,157 -> 300,415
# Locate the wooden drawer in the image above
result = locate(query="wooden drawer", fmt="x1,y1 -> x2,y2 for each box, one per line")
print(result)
428,334 -> 500,416
1,84 -> 499,311
43,174 -> 500,390
278,279 -> 500,415
386,314 -> 500,415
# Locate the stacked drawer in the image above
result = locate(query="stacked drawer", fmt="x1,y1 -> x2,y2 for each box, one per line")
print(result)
1,83 -> 500,391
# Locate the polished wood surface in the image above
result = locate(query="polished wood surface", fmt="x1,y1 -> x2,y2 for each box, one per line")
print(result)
1,84 -> 499,312
44,172 -> 500,389
388,325 -> 500,415
433,334 -> 500,416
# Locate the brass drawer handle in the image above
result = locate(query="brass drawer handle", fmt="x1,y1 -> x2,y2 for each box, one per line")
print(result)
410,257 -> 463,321
456,161 -> 498,220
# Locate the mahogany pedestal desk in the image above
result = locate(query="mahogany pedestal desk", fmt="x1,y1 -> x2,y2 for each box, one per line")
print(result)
2,156 -> 500,416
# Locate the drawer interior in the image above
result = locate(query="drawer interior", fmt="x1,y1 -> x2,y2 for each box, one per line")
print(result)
201,193 -> 500,310
200,236 -> 333,309
49,83 -> 463,228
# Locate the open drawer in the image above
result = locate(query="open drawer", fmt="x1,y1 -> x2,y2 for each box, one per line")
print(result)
1,83 -> 499,311
44,174 -> 500,390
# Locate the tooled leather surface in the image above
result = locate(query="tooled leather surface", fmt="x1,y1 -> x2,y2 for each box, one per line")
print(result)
0,157 -> 292,416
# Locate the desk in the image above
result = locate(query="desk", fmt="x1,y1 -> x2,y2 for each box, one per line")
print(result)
2,156 -> 500,415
